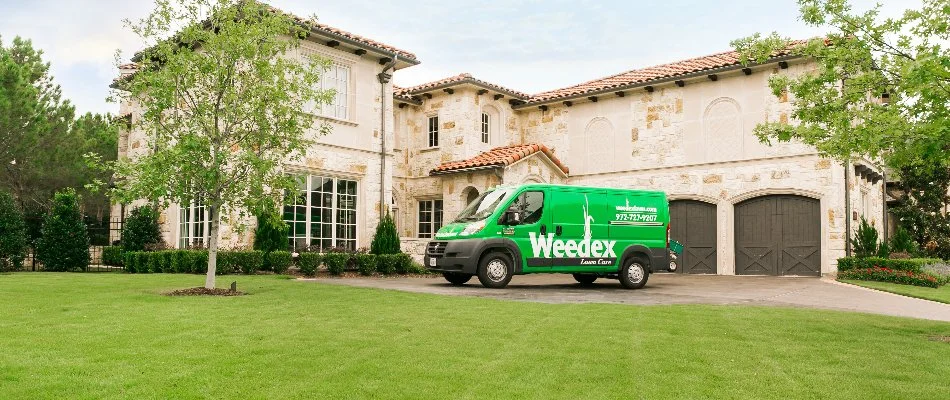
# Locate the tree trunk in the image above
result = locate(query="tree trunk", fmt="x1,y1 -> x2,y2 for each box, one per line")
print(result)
205,203 -> 219,289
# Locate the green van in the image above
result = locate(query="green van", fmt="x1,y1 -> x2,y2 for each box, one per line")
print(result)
425,184 -> 671,289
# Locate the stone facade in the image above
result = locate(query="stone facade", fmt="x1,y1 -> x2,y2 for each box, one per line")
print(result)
115,20 -> 884,275
392,59 -> 885,273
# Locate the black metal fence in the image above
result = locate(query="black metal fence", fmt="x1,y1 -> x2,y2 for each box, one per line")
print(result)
23,215 -> 124,272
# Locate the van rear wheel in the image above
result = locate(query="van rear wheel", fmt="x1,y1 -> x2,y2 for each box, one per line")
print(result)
443,272 -> 472,286
619,259 -> 649,289
477,252 -> 513,289
572,273 -> 598,285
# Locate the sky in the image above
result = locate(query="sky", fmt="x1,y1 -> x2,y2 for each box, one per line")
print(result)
0,0 -> 921,115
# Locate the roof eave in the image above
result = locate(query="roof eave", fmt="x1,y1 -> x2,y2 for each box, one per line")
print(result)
306,27 -> 420,68
408,79 -> 529,100
429,164 -> 503,176
515,54 -> 804,109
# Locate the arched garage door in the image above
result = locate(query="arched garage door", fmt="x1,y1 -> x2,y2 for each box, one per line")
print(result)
669,200 -> 717,274
735,195 -> 821,276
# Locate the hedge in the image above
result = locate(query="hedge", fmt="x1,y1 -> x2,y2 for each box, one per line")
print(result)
102,246 -> 124,266
297,252 -> 322,276
268,251 -> 293,274
323,252 -> 349,276
354,253 -> 376,276
124,250 -> 266,274
839,267 -> 943,288
837,257 -> 944,273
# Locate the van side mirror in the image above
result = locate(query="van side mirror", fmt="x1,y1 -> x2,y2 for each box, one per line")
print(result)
504,210 -> 522,225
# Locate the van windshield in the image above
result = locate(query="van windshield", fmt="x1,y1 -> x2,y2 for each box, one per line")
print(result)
454,188 -> 516,222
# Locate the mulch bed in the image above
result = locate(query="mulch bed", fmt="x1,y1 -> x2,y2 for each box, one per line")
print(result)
164,287 -> 246,296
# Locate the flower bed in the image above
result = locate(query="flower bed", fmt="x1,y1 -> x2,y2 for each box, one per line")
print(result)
838,267 -> 942,288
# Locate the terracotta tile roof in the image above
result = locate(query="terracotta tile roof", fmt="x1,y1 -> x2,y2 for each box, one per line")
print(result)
265,5 -> 417,61
396,73 -> 529,99
392,85 -> 419,103
430,143 -> 569,175
526,40 -> 809,104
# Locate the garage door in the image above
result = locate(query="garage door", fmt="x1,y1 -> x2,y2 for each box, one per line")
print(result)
735,195 -> 821,276
670,200 -> 717,274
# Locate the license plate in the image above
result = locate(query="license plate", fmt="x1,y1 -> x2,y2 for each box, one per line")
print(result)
429,257 -> 437,267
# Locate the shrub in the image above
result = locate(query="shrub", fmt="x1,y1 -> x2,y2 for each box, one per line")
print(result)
355,253 -> 377,276
298,252 -> 322,276
253,210 -> 289,253
850,216 -> 879,258
394,253 -> 414,274
890,226 -> 918,255
0,190 -> 27,271
323,252 -> 349,276
236,250 -> 264,274
36,189 -> 89,272
376,254 -> 398,275
837,257 -> 944,273
839,267 -> 942,288
102,246 -> 124,266
876,242 -> 891,258
268,251 -> 292,274
135,251 -> 151,273
121,206 -> 163,252
370,213 -> 401,255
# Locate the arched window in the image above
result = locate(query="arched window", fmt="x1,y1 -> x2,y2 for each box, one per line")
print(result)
584,117 -> 614,173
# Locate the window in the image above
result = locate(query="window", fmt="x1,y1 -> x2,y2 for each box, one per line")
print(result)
481,113 -> 490,144
418,199 -> 443,238
179,202 -> 210,248
283,175 -> 358,251
307,61 -> 350,120
427,116 -> 439,147
506,191 -> 544,225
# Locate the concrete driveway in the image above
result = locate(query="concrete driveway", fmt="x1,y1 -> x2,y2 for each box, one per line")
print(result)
309,273 -> 950,322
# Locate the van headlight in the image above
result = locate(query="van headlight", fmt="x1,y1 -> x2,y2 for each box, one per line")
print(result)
460,220 -> 486,236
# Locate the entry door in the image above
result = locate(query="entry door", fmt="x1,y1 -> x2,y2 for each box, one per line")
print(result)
549,190 -> 608,270
669,200 -> 717,274
502,190 -> 551,271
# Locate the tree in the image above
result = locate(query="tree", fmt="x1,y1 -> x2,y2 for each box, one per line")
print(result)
111,0 -> 333,289
72,113 -> 119,220
253,206 -> 288,253
0,190 -> 27,271
731,0 -> 950,171
36,189 -> 89,272
0,36 -> 76,210
888,164 -> 950,259
370,213 -> 400,255
850,216 -> 879,258
121,206 -> 164,251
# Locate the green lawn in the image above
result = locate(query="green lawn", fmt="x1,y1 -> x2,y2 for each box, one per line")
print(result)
1,274 -> 949,399
841,279 -> 950,304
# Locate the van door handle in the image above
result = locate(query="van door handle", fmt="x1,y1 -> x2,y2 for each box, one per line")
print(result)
555,226 -> 563,236
540,224 -> 547,235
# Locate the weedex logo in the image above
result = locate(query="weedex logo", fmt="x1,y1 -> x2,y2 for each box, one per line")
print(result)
528,195 -> 617,259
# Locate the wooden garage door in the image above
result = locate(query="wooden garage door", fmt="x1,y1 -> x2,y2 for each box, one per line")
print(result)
670,200 -> 717,274
735,195 -> 821,276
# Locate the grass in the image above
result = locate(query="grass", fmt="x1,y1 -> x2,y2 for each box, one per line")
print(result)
0,273 -> 949,399
841,279 -> 950,304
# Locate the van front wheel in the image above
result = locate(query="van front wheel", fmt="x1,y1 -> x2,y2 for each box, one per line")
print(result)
477,252 -> 513,289
619,259 -> 649,289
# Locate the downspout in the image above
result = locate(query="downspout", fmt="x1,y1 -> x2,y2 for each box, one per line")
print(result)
377,55 -> 398,219
882,168 -> 888,242
844,159 -> 852,257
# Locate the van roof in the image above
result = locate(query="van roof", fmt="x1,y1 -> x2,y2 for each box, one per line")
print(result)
490,183 -> 667,196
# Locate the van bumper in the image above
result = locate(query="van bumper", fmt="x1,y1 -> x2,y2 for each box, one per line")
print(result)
650,248 -> 672,272
424,239 -> 481,275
